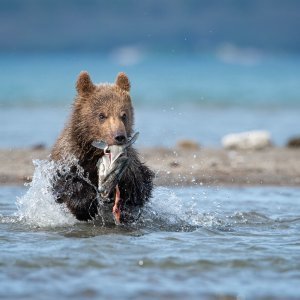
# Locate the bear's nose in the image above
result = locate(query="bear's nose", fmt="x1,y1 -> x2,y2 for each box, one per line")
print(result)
114,134 -> 126,145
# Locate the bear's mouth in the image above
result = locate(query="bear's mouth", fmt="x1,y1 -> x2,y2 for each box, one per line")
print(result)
92,132 -> 139,152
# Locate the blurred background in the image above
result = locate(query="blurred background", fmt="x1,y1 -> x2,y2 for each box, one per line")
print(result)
1,0 -> 299,148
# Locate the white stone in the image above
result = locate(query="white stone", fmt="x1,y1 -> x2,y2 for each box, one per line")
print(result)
222,130 -> 271,150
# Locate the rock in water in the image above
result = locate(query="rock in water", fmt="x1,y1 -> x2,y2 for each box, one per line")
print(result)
176,139 -> 200,150
222,130 -> 272,150
287,136 -> 300,148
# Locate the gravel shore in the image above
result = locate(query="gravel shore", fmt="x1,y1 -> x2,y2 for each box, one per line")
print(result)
1,147 -> 300,187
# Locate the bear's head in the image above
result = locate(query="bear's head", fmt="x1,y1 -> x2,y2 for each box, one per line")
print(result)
71,71 -> 134,148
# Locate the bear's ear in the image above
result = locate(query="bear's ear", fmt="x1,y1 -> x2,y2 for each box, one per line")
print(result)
115,72 -> 130,92
76,71 -> 95,94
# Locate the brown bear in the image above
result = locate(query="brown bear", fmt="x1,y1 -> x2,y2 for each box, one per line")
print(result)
51,71 -> 154,224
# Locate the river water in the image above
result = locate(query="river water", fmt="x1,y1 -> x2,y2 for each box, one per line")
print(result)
1,52 -> 300,299
1,184 -> 300,299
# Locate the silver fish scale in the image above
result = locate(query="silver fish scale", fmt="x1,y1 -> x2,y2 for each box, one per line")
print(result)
96,145 -> 125,188
92,132 -> 139,192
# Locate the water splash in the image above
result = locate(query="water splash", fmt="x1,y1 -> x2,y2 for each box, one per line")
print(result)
15,158 -> 215,230
15,158 -> 279,231
134,187 -> 227,232
16,159 -> 77,227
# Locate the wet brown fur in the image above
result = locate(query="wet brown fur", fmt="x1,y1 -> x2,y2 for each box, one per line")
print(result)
51,72 -> 154,222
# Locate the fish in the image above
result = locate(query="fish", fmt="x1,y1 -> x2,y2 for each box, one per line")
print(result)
92,132 -> 139,224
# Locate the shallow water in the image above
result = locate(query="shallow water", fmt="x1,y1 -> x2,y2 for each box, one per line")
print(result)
1,185 -> 300,299
1,52 -> 300,299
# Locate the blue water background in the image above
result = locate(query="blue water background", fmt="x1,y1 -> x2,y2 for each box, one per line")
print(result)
2,53 -> 300,106
1,53 -> 299,148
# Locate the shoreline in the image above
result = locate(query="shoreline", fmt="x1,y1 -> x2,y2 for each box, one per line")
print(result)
0,147 -> 300,187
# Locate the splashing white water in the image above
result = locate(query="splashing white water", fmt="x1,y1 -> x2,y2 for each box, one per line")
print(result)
138,187 -> 224,231
15,158 -> 222,230
16,159 -> 77,227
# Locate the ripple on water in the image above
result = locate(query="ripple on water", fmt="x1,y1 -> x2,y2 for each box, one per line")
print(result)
1,179 -> 300,299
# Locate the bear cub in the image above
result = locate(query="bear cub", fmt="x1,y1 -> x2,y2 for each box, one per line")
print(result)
51,72 -> 154,224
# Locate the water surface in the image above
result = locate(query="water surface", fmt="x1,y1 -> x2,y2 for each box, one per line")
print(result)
1,106 -> 299,148
1,185 -> 300,299
1,52 -> 300,299
1,53 -> 299,148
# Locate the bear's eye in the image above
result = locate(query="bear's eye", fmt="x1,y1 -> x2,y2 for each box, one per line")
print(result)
121,112 -> 127,122
98,113 -> 106,121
